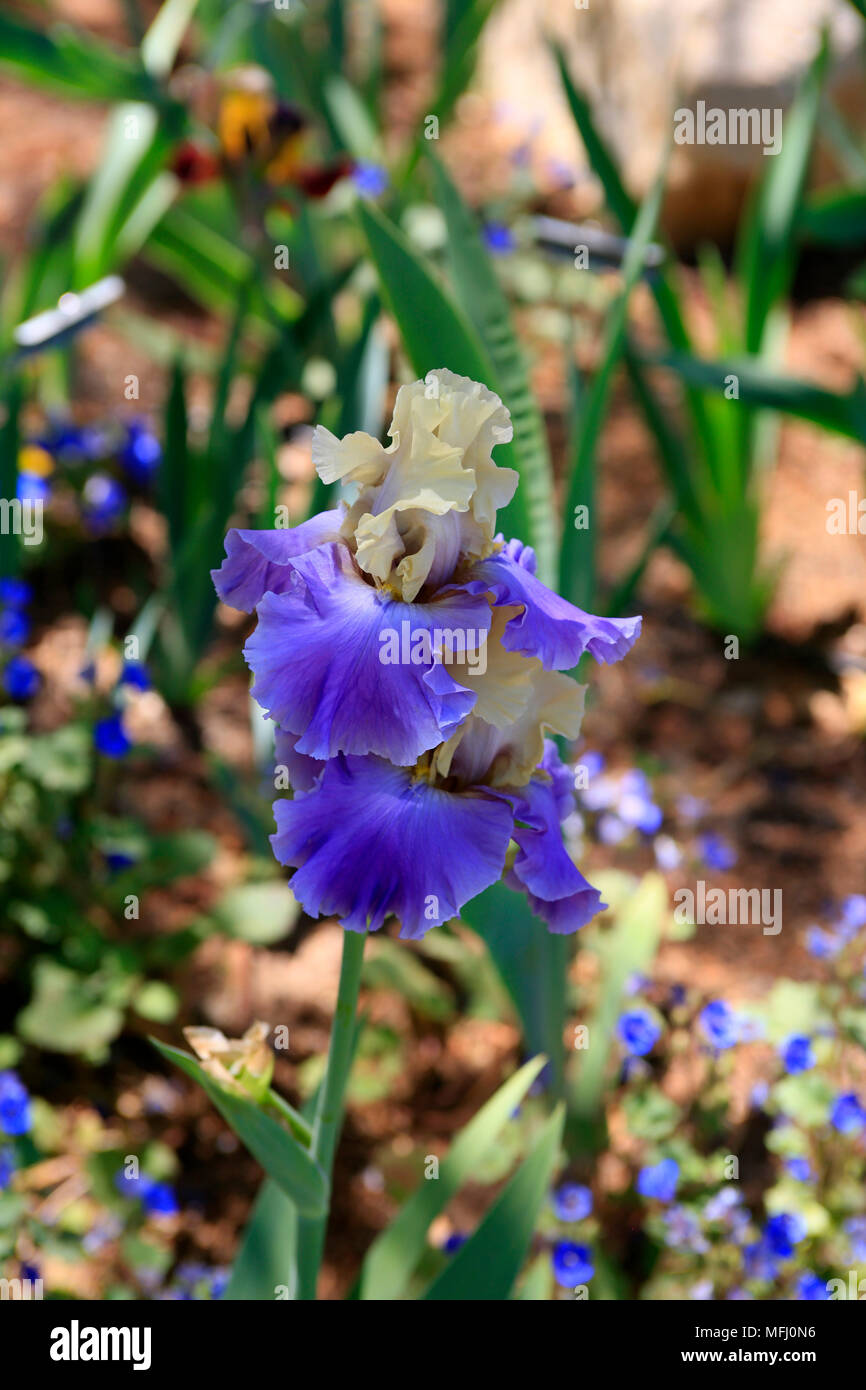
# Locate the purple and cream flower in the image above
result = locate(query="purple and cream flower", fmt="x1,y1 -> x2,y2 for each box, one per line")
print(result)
213,370 -> 641,939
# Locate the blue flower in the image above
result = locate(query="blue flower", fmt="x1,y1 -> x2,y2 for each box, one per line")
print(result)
213,371 -> 642,939
482,222 -> 515,256
698,1000 -> 742,1051
830,1092 -> 866,1135
94,713 -> 131,758
114,1169 -> 142,1198
576,749 -> 604,781
119,660 -> 151,691
764,1212 -> 807,1259
844,1215 -> 866,1263
0,579 -> 32,607
637,1157 -> 679,1203
805,925 -> 842,959
16,473 -> 50,503
442,1232 -> 467,1254
654,834 -> 682,871
796,1272 -> 829,1301
104,850 -> 137,872
663,1206 -> 708,1253
121,422 -> 162,483
38,422 -> 106,463
142,1180 -> 179,1217
551,1241 -> 594,1288
785,1157 -> 813,1182
0,1072 -> 31,1135
0,1147 -> 16,1188
0,607 -> 30,646
353,163 -> 389,198
83,474 -> 126,530
698,832 -> 737,871
703,1186 -> 743,1223
840,894 -> 866,933
3,654 -> 40,700
616,769 -> 663,834
551,1182 -> 593,1222
743,1241 -> 779,1281
780,1035 -> 814,1075
616,1008 -> 661,1057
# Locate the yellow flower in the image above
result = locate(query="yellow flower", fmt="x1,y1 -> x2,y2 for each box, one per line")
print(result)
17,445 -> 54,478
218,72 -> 273,162
312,369 -> 517,601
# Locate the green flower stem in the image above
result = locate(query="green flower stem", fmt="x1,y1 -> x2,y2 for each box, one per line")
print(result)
294,927 -> 366,1299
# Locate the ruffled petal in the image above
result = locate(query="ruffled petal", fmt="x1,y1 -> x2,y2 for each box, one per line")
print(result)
469,550 -> 641,669
212,510 -> 343,612
273,728 -> 324,795
506,771 -> 606,934
435,633 -> 586,788
245,542 -> 491,763
313,371 -> 517,601
270,755 -> 513,937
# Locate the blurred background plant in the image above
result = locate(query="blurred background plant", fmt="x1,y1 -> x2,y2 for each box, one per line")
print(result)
0,0 -> 864,1299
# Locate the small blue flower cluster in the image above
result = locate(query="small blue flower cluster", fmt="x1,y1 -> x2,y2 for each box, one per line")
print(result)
0,579 -> 40,701
17,419 -> 161,532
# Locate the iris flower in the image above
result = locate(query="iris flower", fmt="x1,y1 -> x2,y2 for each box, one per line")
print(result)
213,370 -> 641,939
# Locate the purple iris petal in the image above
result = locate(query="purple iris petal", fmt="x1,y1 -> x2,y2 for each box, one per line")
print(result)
505,772 -> 606,934
245,542 -> 489,764
468,550 -> 641,669
273,728 -> 324,795
270,754 -> 513,937
211,511 -> 344,612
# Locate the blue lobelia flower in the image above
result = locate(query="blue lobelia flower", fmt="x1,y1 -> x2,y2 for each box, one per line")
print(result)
3,654 -> 40,700
764,1212 -> 807,1258
785,1157 -> 813,1182
551,1240 -> 594,1288
482,222 -> 515,256
830,1091 -> 866,1135
780,1034 -> 814,1075
94,713 -> 132,758
119,659 -> 151,691
0,578 -> 33,607
742,1241 -> 778,1282
637,1157 -> 679,1202
0,1147 -> 15,1189
796,1272 -> 829,1301
141,1179 -> 179,1217
844,1215 -> 866,1263
83,474 -> 126,531
698,832 -> 737,871
0,607 -> 31,647
213,371 -> 641,939
353,163 -> 389,198
121,421 -> 162,484
616,1008 -> 661,1057
0,1071 -> 32,1135
551,1181 -> 593,1222
698,999 -> 742,1051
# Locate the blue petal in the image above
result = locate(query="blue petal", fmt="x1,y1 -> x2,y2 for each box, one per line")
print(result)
246,542 -> 490,763
271,755 -> 513,937
469,550 -> 641,669
211,510 -> 343,612
274,729 -> 324,794
506,770 -> 606,934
